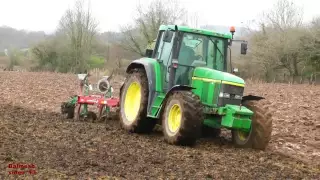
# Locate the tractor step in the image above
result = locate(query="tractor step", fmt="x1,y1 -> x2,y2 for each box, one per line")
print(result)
149,93 -> 166,117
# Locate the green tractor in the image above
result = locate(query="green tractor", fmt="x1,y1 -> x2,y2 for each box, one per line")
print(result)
119,25 -> 272,150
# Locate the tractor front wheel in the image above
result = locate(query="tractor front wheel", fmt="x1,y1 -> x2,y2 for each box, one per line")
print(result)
162,91 -> 204,146
119,68 -> 156,133
231,99 -> 273,150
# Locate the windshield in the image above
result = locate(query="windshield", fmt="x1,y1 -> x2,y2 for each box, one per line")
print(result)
177,32 -> 227,71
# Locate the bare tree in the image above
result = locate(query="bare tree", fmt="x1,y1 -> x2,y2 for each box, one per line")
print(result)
262,0 -> 303,31
246,0 -> 306,82
119,25 -> 145,56
57,0 -> 98,73
299,16 -> 320,74
119,0 -> 186,57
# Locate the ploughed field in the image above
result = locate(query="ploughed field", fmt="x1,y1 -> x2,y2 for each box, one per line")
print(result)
0,71 -> 319,179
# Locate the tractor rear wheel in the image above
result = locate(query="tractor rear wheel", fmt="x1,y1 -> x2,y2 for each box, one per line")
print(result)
162,91 -> 204,146
231,99 -> 272,150
119,68 -> 156,133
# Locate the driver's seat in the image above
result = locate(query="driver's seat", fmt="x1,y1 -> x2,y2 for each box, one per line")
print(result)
174,42 -> 196,85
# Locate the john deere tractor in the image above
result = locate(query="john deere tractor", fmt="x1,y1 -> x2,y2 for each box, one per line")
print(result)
119,25 -> 272,150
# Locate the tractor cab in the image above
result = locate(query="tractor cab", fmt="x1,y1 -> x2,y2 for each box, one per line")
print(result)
145,25 -> 247,92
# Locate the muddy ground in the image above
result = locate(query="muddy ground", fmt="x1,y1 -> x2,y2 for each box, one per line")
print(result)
0,71 -> 319,179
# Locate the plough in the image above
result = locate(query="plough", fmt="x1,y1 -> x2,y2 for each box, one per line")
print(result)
61,71 -> 120,122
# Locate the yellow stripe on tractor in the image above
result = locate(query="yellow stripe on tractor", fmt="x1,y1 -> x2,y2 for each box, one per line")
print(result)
191,77 -> 245,87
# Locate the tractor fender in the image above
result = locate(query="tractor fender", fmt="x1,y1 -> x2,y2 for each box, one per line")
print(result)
241,95 -> 265,104
121,59 -> 156,113
156,85 -> 195,118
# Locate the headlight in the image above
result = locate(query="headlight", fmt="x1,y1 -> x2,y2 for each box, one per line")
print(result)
219,92 -> 242,99
219,92 -> 230,98
234,95 -> 242,99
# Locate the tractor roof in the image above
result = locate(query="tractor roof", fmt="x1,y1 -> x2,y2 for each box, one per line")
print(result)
159,25 -> 232,39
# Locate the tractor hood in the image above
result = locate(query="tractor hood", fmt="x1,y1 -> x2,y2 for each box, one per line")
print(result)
192,67 -> 245,85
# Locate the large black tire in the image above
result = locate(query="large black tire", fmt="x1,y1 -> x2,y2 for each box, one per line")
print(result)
119,68 -> 156,133
232,99 -> 273,150
162,91 -> 204,146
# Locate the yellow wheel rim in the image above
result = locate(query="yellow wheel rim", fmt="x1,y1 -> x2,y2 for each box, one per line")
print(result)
168,104 -> 181,133
237,130 -> 249,141
124,82 -> 141,122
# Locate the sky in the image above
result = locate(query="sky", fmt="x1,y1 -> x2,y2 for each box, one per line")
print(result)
0,0 -> 319,34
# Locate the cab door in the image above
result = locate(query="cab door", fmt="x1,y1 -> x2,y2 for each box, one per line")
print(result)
173,33 -> 207,86
153,30 -> 175,92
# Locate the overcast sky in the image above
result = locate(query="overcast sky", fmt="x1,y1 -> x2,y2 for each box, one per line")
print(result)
0,0 -> 319,33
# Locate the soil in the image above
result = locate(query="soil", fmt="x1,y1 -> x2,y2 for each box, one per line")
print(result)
0,71 -> 319,179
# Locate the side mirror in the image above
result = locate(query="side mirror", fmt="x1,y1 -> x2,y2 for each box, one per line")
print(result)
145,49 -> 153,58
163,30 -> 174,43
241,42 -> 247,55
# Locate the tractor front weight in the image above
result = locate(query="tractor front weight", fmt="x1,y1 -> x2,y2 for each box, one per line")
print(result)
203,105 -> 253,132
219,105 -> 253,132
